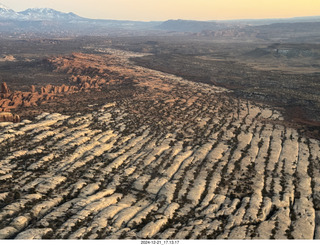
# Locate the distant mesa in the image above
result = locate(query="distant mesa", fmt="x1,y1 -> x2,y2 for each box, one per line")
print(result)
156,19 -> 227,32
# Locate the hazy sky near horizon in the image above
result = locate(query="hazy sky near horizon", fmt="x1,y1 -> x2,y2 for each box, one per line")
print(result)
1,0 -> 319,21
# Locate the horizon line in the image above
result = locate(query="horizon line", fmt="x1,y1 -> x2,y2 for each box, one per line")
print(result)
1,3 -> 320,23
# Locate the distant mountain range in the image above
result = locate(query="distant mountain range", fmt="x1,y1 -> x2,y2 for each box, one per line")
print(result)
157,16 -> 320,32
17,8 -> 82,21
0,2 -> 320,38
156,20 -> 230,32
216,15 -> 320,26
0,3 -> 161,36
0,3 -> 82,21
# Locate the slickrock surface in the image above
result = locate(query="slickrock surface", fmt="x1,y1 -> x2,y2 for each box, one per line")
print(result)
0,49 -> 319,239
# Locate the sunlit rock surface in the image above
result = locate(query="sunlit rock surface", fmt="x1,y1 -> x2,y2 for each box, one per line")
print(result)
0,49 -> 319,239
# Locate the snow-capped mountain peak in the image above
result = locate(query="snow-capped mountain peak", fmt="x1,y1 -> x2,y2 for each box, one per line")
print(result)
22,8 -> 63,14
0,2 -> 14,13
0,3 -> 82,21
18,7 -> 82,20
0,2 -> 18,19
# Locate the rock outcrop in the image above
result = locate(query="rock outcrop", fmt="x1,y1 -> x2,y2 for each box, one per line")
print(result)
1,82 -> 10,94
0,112 -> 20,122
0,81 -> 82,117
0,52 -> 138,122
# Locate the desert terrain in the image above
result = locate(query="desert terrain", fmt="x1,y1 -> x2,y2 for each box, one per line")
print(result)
1,2 -> 320,240
0,47 -> 319,239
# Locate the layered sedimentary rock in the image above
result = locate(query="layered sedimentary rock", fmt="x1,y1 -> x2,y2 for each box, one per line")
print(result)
0,49 -> 319,240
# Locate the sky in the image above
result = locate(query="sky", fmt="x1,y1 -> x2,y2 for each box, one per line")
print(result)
1,0 -> 320,21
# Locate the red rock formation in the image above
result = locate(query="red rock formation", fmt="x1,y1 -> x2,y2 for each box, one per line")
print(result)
61,85 -> 67,93
0,53 -> 123,121
53,86 -> 58,94
81,82 -> 91,90
1,82 -> 10,94
46,84 -> 53,93
0,81 -> 83,114
0,112 -> 20,123
22,100 -> 32,107
62,85 -> 72,93
98,78 -> 107,85
0,99 -> 11,108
